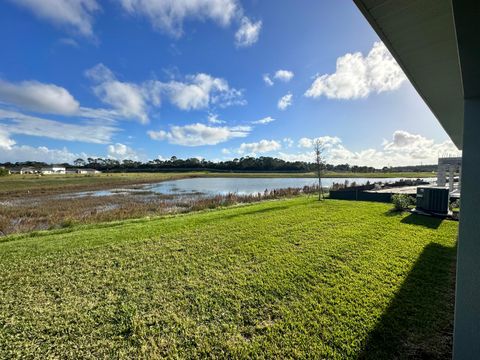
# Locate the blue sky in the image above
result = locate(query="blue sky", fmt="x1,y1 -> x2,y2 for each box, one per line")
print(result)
0,0 -> 459,167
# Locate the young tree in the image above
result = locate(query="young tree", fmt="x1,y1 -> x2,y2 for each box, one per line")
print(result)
314,139 -> 325,201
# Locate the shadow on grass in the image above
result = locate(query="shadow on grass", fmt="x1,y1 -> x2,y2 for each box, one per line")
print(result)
359,242 -> 456,359
384,209 -> 404,217
401,213 -> 444,229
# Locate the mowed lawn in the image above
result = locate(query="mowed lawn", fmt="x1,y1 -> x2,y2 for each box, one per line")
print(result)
0,198 -> 458,359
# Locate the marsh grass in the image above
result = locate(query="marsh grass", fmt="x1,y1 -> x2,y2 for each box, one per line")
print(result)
0,186 -> 319,236
0,172 -> 200,196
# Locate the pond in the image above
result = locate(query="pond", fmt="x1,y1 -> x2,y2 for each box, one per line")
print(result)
79,177 -> 435,197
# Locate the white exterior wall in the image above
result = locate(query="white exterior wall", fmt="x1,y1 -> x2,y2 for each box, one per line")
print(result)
41,167 -> 66,175
51,167 -> 66,174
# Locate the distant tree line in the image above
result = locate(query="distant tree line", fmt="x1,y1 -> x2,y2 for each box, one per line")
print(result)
0,157 -> 437,173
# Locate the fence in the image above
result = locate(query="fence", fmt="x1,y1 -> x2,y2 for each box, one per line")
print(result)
329,189 -> 393,203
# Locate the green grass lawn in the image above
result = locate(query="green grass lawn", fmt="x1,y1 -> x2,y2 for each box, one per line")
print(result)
0,198 -> 457,359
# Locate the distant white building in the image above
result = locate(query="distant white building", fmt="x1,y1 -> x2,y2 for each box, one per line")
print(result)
20,167 -> 38,174
437,157 -> 462,192
41,166 -> 66,175
76,168 -> 101,174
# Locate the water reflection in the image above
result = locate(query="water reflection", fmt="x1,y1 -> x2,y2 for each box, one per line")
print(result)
69,177 -> 434,198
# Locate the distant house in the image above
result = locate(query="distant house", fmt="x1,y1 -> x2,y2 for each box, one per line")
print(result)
62,168 -> 102,174
77,168 -> 101,174
40,166 -> 66,175
20,167 -> 38,174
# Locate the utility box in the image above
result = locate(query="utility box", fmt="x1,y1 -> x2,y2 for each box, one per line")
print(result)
416,187 -> 449,214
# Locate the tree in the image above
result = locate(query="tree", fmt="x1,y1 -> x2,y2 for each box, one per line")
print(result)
314,139 -> 325,201
74,158 -> 86,167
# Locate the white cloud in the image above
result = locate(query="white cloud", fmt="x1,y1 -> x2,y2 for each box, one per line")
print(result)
274,70 -> 294,82
107,143 -> 139,160
235,17 -> 262,47
159,73 -> 244,111
119,0 -> 239,37
95,82 -> 149,123
148,123 -> 250,146
252,116 -> 275,125
277,130 -> 460,167
0,128 -> 16,150
76,106 -> 120,123
118,0 -> 261,47
278,93 -> 293,110
276,151 -> 314,163
207,113 -> 226,124
305,41 -> 406,100
0,79 -> 80,115
86,64 -> 151,124
384,130 -> 429,149
238,139 -> 281,155
298,136 -> 342,149
0,144 -> 91,164
85,63 -> 115,83
58,37 -> 79,47
85,65 -> 244,122
0,77 -> 125,131
263,70 -> 294,86
10,0 -> 100,36
0,109 -> 118,144
11,0 -> 260,47
263,74 -> 274,86
381,130 -> 460,161
297,138 -> 311,148
221,148 -> 231,155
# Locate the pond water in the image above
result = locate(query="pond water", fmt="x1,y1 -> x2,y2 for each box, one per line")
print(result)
76,177 -> 435,198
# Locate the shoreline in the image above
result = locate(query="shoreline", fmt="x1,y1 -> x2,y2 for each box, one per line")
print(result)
0,171 -> 436,196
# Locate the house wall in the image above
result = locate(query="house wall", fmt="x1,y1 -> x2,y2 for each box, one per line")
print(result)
41,168 -> 66,174
453,98 -> 480,358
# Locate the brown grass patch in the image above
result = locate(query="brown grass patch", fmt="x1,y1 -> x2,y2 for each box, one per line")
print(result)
0,186 -> 319,236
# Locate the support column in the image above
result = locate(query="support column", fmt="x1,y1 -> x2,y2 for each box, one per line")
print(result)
438,164 -> 447,187
458,165 -> 462,191
453,98 -> 480,358
449,165 -> 455,192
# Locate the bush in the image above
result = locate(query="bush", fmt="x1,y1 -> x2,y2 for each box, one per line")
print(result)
392,194 -> 415,212
60,219 -> 76,228
0,168 -> 9,177
450,199 -> 460,211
